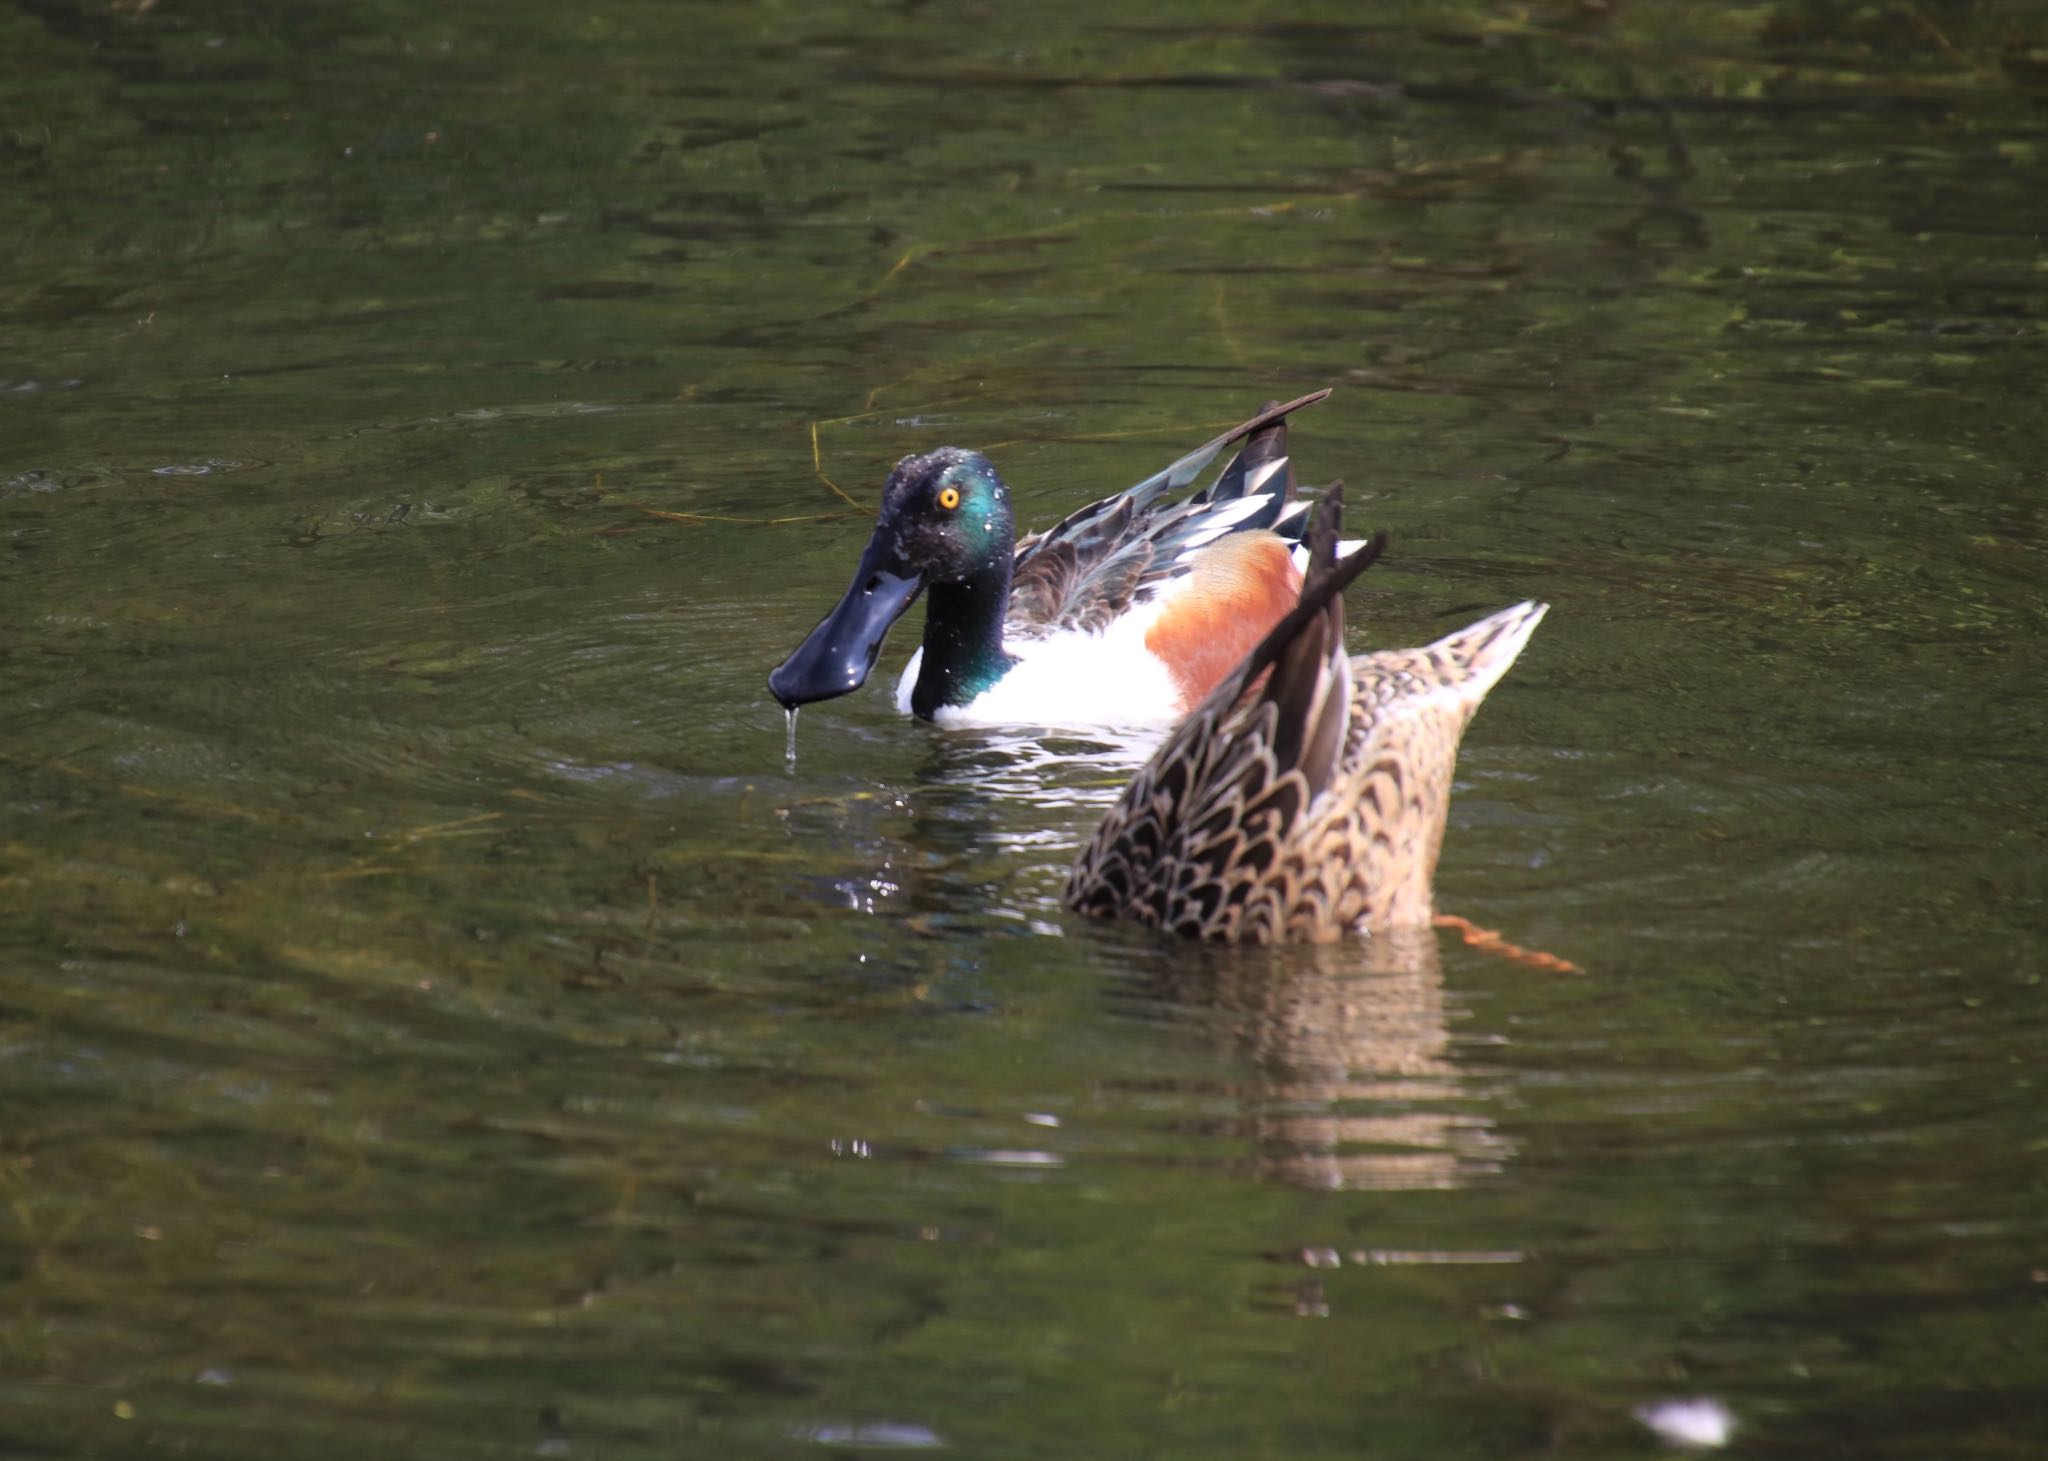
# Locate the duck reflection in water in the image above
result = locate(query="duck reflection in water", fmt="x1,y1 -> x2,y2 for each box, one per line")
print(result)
1123,929 -> 1499,1192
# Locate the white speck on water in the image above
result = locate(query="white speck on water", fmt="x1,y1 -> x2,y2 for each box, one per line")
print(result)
1635,1397 -> 1736,1449
789,1421 -> 945,1448
948,1149 -> 1062,1168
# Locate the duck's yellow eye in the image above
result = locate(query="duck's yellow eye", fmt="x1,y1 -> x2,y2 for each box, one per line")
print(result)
936,485 -> 961,511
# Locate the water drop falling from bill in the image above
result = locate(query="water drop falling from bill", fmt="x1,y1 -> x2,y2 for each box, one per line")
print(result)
785,706 -> 799,768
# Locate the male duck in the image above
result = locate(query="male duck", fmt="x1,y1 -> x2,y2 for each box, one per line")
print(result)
1066,485 -> 1547,943
768,390 -> 1350,728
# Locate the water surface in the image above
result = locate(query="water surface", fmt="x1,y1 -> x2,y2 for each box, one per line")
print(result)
5,2 -> 2046,1457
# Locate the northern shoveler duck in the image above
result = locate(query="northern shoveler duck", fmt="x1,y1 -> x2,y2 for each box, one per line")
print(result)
767,390 -> 1353,728
1066,484 -> 1547,943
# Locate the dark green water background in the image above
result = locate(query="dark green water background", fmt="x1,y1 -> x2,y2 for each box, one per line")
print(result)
5,2 -> 2045,1456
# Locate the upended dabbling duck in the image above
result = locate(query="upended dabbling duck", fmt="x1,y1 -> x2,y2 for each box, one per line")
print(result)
768,390 -> 1357,728
1066,484 -> 1547,944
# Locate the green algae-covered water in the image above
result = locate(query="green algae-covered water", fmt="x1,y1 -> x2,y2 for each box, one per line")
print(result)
5,2 -> 2045,1456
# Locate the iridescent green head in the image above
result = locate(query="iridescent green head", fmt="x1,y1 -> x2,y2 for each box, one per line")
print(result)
768,448 -> 1016,711
872,448 -> 1014,585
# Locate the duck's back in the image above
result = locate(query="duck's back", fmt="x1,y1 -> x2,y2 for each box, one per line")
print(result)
1067,593 -> 1547,944
1276,600 -> 1550,936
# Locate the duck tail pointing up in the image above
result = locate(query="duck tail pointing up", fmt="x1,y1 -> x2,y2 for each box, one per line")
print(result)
1420,600 -> 1550,709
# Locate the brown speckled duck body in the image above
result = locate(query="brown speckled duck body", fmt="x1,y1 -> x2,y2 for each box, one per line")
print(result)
1065,486 -> 1546,943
